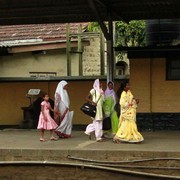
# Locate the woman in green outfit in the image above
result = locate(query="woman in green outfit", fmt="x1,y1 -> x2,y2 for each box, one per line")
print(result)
103,81 -> 119,136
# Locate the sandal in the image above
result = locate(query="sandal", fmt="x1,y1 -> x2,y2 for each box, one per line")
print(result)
88,134 -> 91,140
85,132 -> 91,140
97,138 -> 105,142
40,138 -> 47,142
50,137 -> 58,141
113,139 -> 120,144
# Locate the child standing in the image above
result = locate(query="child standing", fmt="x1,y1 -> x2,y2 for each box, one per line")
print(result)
37,93 -> 59,141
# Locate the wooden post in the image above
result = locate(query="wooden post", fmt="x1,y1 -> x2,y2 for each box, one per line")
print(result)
66,23 -> 71,76
78,24 -> 83,76
107,13 -> 114,82
100,30 -> 105,76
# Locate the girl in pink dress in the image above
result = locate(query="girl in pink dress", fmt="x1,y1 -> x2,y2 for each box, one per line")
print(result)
37,93 -> 59,141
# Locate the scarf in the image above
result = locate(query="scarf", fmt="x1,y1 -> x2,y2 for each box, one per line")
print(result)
104,82 -> 116,104
93,79 -> 103,94
55,80 -> 70,108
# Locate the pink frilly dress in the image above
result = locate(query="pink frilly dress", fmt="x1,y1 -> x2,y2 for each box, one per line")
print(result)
37,101 -> 58,130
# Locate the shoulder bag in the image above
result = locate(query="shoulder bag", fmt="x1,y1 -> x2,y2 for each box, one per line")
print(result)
80,91 -> 101,118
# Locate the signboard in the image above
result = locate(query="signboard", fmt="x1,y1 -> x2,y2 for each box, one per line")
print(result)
27,89 -> 41,95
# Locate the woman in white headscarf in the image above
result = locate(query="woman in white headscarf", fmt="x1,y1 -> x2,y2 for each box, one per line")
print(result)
84,79 -> 105,142
54,80 -> 74,138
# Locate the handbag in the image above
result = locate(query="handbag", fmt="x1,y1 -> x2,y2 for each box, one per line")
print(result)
114,102 -> 120,117
80,102 -> 96,118
103,116 -> 111,130
81,90 -> 101,118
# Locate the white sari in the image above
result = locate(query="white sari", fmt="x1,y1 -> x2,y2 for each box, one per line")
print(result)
54,80 -> 74,138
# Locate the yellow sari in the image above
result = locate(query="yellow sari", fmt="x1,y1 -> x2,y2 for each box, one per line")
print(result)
114,90 -> 144,143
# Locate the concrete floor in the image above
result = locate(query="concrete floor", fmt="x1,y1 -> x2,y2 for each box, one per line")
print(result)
0,129 -> 179,180
0,129 -> 179,152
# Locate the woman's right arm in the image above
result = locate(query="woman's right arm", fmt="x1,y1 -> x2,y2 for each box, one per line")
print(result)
86,92 -> 96,106
86,93 -> 94,105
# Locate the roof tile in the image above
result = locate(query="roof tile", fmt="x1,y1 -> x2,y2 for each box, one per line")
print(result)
0,23 -> 88,43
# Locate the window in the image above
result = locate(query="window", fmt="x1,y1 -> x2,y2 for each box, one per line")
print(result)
167,54 -> 180,80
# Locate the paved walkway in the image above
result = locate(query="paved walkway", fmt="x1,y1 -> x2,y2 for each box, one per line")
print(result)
0,129 -> 179,180
0,129 -> 179,152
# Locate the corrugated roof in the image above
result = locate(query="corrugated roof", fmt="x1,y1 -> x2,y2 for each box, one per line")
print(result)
0,0 -> 179,25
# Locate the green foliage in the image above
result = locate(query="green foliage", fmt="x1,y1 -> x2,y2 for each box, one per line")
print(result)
88,20 -> 146,47
87,22 -> 101,32
115,20 -> 146,47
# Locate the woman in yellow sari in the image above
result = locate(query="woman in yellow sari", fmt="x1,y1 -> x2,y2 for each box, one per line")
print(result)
113,81 -> 144,143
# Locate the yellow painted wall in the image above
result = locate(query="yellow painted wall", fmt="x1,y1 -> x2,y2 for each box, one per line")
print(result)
0,80 -> 119,126
130,58 -> 151,112
151,58 -> 180,112
130,58 -> 180,113
2,56 -> 179,126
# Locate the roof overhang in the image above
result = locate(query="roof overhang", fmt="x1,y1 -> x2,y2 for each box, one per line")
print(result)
0,40 -> 90,54
0,0 -> 179,25
8,41 -> 89,53
115,45 -> 180,58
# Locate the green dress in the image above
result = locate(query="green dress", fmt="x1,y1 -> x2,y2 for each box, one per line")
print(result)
103,95 -> 119,135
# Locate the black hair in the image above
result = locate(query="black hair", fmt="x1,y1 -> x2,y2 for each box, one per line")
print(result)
42,93 -> 48,98
108,81 -> 113,86
116,80 -> 129,100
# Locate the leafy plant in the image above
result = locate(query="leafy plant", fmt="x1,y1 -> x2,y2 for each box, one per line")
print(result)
88,20 -> 146,47
87,22 -> 101,32
115,20 -> 146,47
